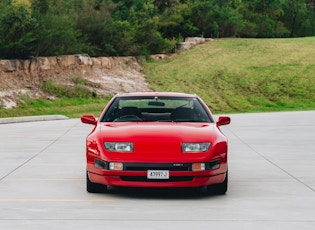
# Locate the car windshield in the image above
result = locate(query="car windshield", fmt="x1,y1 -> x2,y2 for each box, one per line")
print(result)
101,96 -> 213,122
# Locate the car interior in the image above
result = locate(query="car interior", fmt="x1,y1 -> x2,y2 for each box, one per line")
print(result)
101,97 -> 212,122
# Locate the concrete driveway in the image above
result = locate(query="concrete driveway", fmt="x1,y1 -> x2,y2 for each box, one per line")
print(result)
0,111 -> 314,230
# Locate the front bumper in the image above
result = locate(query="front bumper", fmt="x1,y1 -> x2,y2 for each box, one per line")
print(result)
87,161 -> 227,188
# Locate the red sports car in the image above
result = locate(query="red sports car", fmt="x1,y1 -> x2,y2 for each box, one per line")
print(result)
81,92 -> 230,194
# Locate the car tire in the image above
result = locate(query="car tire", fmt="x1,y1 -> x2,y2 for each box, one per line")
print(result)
207,171 -> 228,195
86,172 -> 108,193
198,185 -> 208,195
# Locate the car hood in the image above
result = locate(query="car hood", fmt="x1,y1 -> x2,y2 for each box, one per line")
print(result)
99,122 -> 219,162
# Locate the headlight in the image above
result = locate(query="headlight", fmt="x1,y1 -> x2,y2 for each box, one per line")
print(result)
182,142 -> 211,152
104,142 -> 134,152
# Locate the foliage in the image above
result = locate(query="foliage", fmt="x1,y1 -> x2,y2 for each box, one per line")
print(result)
2,0 -> 315,59
0,1 -> 38,58
41,78 -> 97,98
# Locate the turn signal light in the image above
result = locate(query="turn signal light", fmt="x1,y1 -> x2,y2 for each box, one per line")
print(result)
192,163 -> 205,171
109,162 -> 123,170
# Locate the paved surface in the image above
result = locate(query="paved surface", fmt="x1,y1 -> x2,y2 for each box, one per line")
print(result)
0,115 -> 69,124
0,111 -> 314,230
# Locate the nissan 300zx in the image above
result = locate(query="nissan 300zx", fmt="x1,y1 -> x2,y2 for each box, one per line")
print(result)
81,92 -> 231,194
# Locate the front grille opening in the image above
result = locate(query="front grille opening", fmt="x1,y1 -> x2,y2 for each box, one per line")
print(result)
120,176 -> 194,182
124,163 -> 191,171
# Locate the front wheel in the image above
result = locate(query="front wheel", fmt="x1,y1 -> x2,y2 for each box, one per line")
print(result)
86,172 -> 108,193
207,171 -> 228,195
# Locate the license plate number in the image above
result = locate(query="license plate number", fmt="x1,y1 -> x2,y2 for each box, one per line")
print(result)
147,170 -> 169,179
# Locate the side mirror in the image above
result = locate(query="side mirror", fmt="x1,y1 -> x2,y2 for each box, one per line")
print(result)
216,116 -> 231,126
81,114 -> 97,125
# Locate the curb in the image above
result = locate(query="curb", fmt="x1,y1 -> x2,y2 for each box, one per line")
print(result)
0,115 -> 69,124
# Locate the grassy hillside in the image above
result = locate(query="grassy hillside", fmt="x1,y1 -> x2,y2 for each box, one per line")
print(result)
1,37 -> 315,118
143,37 -> 315,114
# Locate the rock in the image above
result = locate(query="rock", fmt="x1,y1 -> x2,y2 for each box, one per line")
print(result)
38,57 -> 51,71
176,42 -> 192,53
0,60 -> 18,72
56,55 -> 77,67
75,54 -> 93,66
185,37 -> 206,44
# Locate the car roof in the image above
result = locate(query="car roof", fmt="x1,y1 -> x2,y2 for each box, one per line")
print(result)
115,92 -> 197,98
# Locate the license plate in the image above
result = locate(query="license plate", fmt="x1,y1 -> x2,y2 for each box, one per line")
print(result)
147,170 -> 169,179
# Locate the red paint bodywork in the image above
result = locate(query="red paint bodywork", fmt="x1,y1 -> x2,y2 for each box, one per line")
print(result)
82,92 -> 230,189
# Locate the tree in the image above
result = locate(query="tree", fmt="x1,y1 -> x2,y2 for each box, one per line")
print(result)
239,0 -> 289,37
31,0 -> 90,56
75,0 -> 116,56
188,0 -> 243,38
0,1 -> 38,58
157,1 -> 198,39
282,0 -> 315,37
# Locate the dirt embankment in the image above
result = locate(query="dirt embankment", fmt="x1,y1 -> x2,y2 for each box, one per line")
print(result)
0,55 -> 152,108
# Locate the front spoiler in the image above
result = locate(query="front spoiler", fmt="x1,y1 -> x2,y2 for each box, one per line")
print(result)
87,170 -> 227,188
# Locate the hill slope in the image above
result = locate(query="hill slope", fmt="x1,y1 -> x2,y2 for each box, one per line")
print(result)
143,37 -> 315,113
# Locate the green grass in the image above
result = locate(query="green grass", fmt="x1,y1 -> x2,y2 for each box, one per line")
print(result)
41,77 -> 99,98
0,76 -> 106,118
0,97 -> 111,118
143,37 -> 315,113
1,37 -> 315,118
